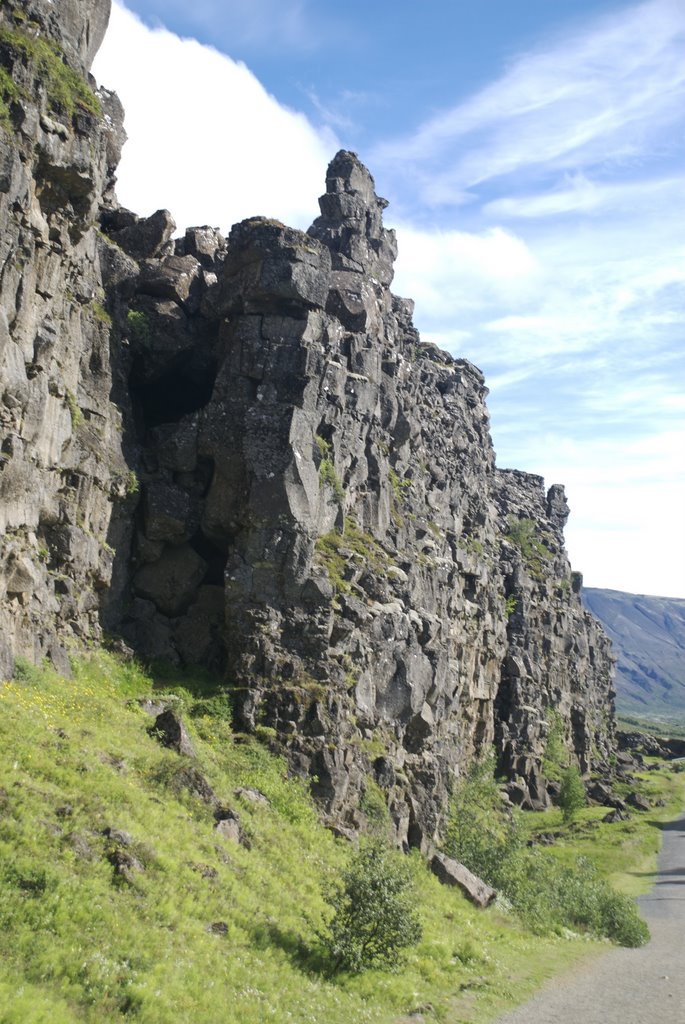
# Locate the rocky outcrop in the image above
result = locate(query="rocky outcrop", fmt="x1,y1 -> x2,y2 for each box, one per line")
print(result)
494,470 -> 616,809
0,0 -> 129,676
0,0 -> 616,849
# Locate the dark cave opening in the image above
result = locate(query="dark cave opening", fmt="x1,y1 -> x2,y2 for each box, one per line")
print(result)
131,357 -> 216,430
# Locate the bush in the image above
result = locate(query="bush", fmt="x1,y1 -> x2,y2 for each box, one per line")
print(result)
322,839 -> 422,973
542,709 -> 567,782
445,755 -> 524,883
445,757 -> 648,947
559,764 -> 586,823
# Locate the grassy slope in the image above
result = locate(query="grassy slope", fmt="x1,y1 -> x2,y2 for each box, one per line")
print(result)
0,652 -> 681,1024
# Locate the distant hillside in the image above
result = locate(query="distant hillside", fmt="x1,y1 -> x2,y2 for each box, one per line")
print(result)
583,588 -> 685,715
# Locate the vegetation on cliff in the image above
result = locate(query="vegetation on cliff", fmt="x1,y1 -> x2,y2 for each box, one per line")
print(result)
0,21 -> 101,122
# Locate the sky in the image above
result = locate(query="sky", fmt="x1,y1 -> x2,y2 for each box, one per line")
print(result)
92,0 -> 685,599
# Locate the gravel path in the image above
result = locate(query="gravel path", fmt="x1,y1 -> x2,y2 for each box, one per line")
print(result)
494,813 -> 685,1024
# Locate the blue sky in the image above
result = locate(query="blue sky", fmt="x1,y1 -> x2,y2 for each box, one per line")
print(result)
93,0 -> 685,598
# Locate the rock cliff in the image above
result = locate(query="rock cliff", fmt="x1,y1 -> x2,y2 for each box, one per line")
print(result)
0,0 -> 615,849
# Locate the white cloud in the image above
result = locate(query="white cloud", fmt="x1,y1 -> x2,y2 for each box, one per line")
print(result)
391,223 -> 539,318
523,435 -> 685,599
373,0 -> 685,205
92,2 -> 337,233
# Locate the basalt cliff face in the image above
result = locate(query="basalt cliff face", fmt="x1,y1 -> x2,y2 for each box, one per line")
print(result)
0,0 -> 615,849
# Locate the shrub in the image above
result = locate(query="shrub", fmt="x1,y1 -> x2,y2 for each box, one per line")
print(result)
319,457 -> 344,506
445,756 -> 648,947
559,764 -> 586,822
322,839 -> 422,973
126,309 -> 151,345
445,755 -> 523,883
542,709 -> 567,783
504,515 -> 553,576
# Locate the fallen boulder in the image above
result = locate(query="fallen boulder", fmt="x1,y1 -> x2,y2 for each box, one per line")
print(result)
430,852 -> 496,908
626,791 -> 651,811
150,709 -> 196,758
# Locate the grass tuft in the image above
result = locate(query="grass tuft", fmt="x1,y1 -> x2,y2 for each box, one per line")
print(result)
0,24 -> 101,121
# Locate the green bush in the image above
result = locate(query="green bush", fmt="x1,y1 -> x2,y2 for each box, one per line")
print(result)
445,757 -> 648,947
504,515 -> 553,576
319,457 -> 344,506
445,755 -> 524,884
126,309 -> 151,345
322,839 -> 422,973
542,709 -> 568,782
559,764 -> 586,823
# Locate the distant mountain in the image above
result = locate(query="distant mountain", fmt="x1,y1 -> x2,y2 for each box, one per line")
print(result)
583,588 -> 685,715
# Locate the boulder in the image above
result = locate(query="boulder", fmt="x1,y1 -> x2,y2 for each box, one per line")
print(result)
603,809 -> 628,823
234,787 -> 269,806
111,208 -> 176,261
587,780 -> 614,806
150,709 -> 196,758
626,791 -> 651,811
138,254 -> 202,310
430,852 -> 496,908
214,809 -> 245,846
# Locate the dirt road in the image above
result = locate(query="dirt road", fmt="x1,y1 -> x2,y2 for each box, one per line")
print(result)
494,813 -> 685,1024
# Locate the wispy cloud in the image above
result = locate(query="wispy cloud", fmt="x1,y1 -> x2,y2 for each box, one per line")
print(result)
483,174 -> 683,219
124,0 -> 324,53
374,0 -> 685,206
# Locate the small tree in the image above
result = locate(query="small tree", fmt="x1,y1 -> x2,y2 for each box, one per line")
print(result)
323,839 -> 422,974
559,764 -> 586,823
542,709 -> 567,783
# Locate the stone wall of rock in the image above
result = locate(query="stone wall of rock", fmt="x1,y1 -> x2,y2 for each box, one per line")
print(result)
0,0 -> 616,850
494,469 -> 616,809
0,0 -> 131,676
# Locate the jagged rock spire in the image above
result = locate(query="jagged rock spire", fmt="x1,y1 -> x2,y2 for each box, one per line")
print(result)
309,150 -> 397,287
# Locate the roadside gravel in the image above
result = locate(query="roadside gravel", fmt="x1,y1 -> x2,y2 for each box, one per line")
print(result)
494,813 -> 685,1024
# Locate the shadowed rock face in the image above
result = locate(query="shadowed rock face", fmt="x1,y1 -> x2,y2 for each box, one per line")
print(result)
0,1 -> 615,848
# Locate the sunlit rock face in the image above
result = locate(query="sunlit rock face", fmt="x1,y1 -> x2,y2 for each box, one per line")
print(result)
0,0 -> 615,848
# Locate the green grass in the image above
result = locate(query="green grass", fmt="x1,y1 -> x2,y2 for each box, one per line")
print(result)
90,301 -> 112,327
617,712 -> 685,740
0,63 -> 20,126
523,760 -> 685,898
0,24 -> 101,121
315,516 -> 391,599
0,651 -> 613,1024
65,389 -> 83,429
